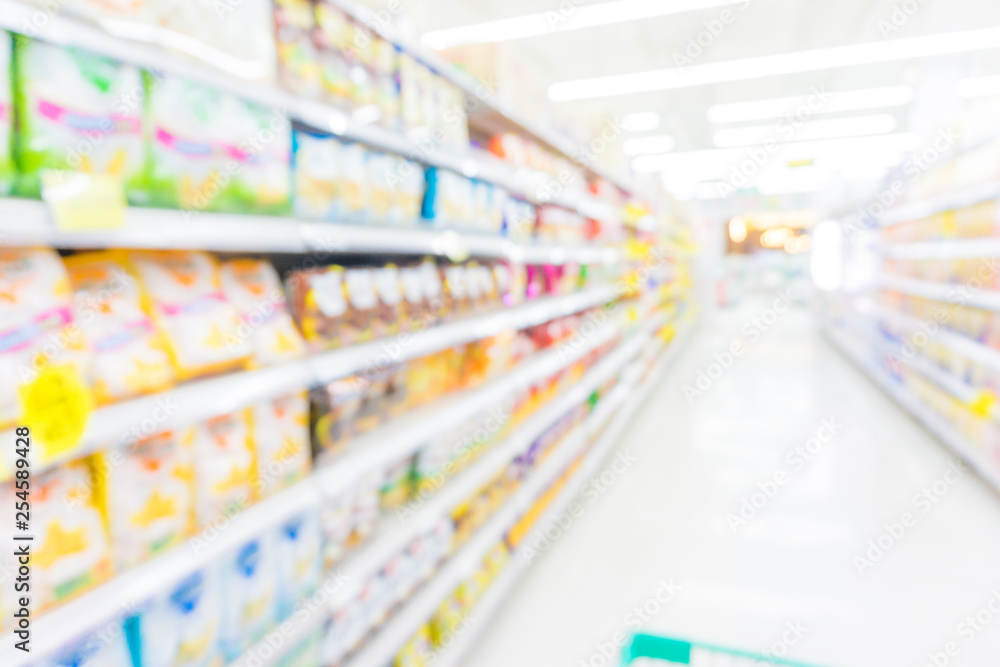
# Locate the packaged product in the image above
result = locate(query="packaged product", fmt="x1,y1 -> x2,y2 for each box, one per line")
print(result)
130,251 -> 251,380
442,264 -> 472,319
0,248 -> 90,430
129,569 -> 223,667
273,0 -> 322,97
399,264 -> 428,330
291,130 -> 343,220
288,265 -> 379,350
66,252 -> 175,405
373,264 -> 405,334
219,258 -> 306,369
31,462 -> 114,611
394,623 -> 432,667
219,537 -> 277,660
183,411 -> 255,528
251,392 -> 311,499
39,619 -> 133,667
346,267 -> 391,340
351,469 -> 383,546
93,431 -> 191,569
274,511 -> 323,621
0,31 -> 12,195
145,75 -> 291,214
319,488 -> 353,568
341,141 -> 372,220
11,36 -> 146,201
380,457 -> 414,510
419,259 -> 446,323
311,376 -> 365,460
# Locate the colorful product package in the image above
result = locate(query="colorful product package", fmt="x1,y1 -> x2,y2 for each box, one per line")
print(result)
31,462 -> 115,611
373,264 -> 404,336
130,251 -> 251,381
219,258 -> 306,369
39,619 -> 134,667
219,537 -> 277,660
311,375 -> 365,461
66,251 -> 175,405
129,569 -> 223,667
145,74 -> 291,214
274,511 -> 323,621
273,0 -> 323,97
11,35 -> 146,201
251,392 -> 311,498
0,31 -> 12,195
183,411 -> 255,528
93,431 -> 191,569
291,130 -> 343,220
286,265 -> 353,351
0,248 -> 91,431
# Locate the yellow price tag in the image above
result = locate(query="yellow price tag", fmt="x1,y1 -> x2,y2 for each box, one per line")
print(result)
20,364 -> 95,463
41,170 -> 126,232
969,390 -> 996,419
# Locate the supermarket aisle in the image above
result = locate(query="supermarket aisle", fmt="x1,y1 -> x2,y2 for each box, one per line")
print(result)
466,295 -> 1000,667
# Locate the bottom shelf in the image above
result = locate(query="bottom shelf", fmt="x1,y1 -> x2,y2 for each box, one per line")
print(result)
823,324 -> 1000,492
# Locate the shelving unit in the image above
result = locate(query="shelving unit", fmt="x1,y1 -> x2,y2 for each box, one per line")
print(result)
874,182 -> 1000,227
876,274 -> 1000,312
876,238 -> 1000,260
0,285 -> 619,478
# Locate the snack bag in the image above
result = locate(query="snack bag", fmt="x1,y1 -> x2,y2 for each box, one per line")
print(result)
219,259 -> 306,369
372,264 -> 404,336
291,130 -> 342,220
311,376 -> 365,461
251,392 -> 311,499
0,248 -> 90,431
285,265 -> 353,351
219,537 -> 277,660
130,569 -> 223,667
418,259 -> 445,324
399,263 -> 428,330
344,267 -> 382,341
274,511 -> 322,621
442,263 -> 472,319
32,462 -> 114,611
0,31 -> 12,194
183,411 -> 255,528
273,0 -> 322,97
145,75 -> 291,214
40,619 -> 133,667
11,35 -> 146,201
66,252 -> 175,405
130,251 -> 251,380
92,431 -> 191,569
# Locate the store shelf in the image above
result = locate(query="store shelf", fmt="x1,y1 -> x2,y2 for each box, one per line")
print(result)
0,309 -> 649,667
433,322 -> 692,667
877,274 -> 1000,313
0,1 -> 622,221
876,238 -> 1000,260
0,285 -> 619,479
824,324 -> 1000,492
877,182 -> 1000,227
868,300 -> 1000,374
0,197 -> 622,264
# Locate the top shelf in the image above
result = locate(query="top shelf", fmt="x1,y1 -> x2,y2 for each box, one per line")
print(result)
0,0 -> 628,219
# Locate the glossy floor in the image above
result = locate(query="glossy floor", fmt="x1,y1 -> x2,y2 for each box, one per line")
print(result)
465,297 -> 1000,667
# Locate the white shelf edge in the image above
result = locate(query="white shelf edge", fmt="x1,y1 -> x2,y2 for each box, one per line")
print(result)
877,274 -> 1000,313
0,198 -> 621,263
0,0 -> 627,220
0,285 -> 619,479
824,325 -> 1000,492
875,238 -> 1000,260
877,182 -> 1000,226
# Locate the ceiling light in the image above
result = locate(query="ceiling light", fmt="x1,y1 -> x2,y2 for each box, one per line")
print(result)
549,25 -> 1000,101
421,0 -> 743,50
708,85 -> 912,124
712,114 -> 897,148
623,134 -> 676,156
621,111 -> 661,132
959,75 -> 1000,98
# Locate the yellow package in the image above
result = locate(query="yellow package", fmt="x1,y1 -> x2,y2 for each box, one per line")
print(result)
395,625 -> 432,667
65,252 -> 175,405
31,461 -> 114,611
219,259 -> 306,369
183,411 -> 255,527
0,248 -> 90,430
251,392 -> 311,499
93,431 -> 192,569
130,251 -> 251,381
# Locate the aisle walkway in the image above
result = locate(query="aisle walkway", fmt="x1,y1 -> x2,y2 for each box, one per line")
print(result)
466,296 -> 1000,667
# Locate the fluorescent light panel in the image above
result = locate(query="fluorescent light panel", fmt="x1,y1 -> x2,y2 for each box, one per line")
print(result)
623,134 -> 676,156
421,0 -> 742,49
549,25 -> 1000,101
712,114 -> 898,148
621,111 -> 661,132
708,85 -> 913,124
